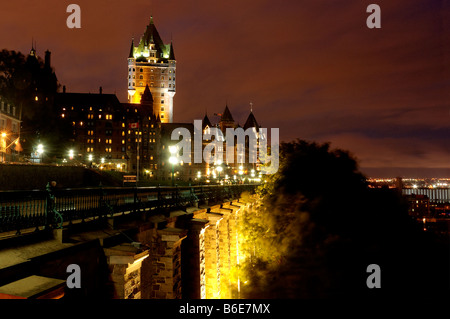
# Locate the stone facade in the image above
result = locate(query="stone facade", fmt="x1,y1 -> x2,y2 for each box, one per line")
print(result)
127,16 -> 176,123
0,193 -> 256,299
106,249 -> 149,299
147,228 -> 186,299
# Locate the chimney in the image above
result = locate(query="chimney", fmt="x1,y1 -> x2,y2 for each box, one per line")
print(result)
99,86 -> 103,94
63,85 -> 66,93
44,50 -> 51,70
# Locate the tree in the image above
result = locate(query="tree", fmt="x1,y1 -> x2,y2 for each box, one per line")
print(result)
239,140 -> 449,298
0,49 -> 71,159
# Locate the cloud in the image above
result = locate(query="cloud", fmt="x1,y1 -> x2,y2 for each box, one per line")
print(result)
0,0 -> 448,172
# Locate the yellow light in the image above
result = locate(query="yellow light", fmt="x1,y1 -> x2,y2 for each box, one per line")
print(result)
130,254 -> 149,266
1,132 -> 6,138
169,156 -> 178,165
169,145 -> 177,154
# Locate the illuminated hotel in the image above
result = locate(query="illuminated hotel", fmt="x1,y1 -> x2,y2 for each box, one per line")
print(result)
127,16 -> 176,123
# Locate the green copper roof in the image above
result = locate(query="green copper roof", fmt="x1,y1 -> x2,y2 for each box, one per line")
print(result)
136,17 -> 167,57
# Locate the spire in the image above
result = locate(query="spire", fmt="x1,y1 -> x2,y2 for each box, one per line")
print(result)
30,38 -> 36,57
202,112 -> 212,130
129,38 -> 134,58
169,41 -> 176,60
138,14 -> 164,55
243,110 -> 260,131
140,84 -> 153,104
221,104 -> 234,123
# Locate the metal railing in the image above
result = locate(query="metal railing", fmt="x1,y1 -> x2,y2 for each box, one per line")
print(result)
0,183 -> 257,235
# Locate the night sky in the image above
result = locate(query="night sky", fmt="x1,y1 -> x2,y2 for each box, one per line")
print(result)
1,0 -> 449,176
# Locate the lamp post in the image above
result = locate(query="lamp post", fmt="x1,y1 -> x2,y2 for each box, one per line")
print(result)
216,165 -> 223,184
169,145 -> 178,186
238,165 -> 244,183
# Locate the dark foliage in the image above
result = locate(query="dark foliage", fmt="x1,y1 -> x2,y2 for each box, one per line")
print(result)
0,49 -> 71,158
244,140 -> 450,299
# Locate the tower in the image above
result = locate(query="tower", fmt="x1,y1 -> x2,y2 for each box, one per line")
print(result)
127,16 -> 176,123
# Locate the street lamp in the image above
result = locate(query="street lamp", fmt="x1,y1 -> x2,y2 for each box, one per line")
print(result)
169,145 -> 178,186
216,165 -> 223,184
37,144 -> 44,163
68,149 -> 74,160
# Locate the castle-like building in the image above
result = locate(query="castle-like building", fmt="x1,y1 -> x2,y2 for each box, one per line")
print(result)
51,16 -> 262,183
127,16 -> 176,123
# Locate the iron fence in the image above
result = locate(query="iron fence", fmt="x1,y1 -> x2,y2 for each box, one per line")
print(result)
0,183 -> 257,235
